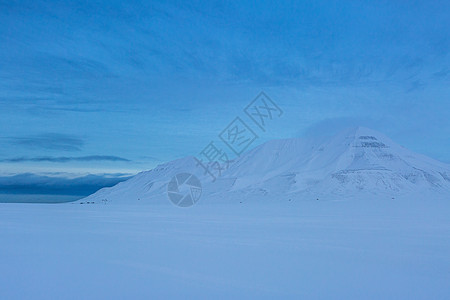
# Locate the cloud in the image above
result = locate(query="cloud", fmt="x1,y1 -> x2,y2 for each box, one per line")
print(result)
1,155 -> 130,163
3,133 -> 84,151
0,173 -> 132,197
299,117 -> 380,139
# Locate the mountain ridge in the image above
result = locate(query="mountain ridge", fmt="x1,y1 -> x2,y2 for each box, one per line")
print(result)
79,127 -> 450,204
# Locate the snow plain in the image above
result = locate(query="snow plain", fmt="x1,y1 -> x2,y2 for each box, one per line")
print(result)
1,196 -> 449,299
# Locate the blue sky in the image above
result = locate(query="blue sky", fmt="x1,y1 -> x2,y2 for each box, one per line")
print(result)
0,0 -> 449,199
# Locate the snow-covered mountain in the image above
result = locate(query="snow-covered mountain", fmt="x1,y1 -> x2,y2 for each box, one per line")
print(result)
79,127 -> 450,204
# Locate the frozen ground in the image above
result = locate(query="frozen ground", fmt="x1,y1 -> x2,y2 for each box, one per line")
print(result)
1,197 -> 449,299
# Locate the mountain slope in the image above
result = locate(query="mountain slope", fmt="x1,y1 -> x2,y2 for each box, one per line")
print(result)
79,127 -> 450,204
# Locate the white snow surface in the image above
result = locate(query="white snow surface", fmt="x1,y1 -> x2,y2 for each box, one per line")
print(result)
0,198 -> 449,299
80,127 -> 450,205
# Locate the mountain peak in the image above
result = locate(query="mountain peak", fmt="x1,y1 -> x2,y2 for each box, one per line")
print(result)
329,126 -> 395,150
341,126 -> 384,139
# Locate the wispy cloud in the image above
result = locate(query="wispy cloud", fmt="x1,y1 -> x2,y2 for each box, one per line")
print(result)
1,155 -> 130,163
3,133 -> 84,151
